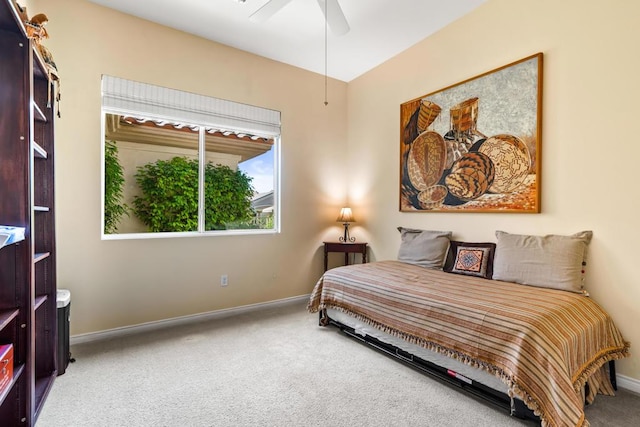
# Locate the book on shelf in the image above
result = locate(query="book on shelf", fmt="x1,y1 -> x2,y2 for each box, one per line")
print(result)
0,225 -> 25,249
0,344 -> 14,394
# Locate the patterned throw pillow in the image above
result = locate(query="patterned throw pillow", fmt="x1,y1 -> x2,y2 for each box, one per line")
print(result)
444,241 -> 496,279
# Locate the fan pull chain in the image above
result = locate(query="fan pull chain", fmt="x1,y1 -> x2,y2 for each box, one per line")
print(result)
324,0 -> 328,106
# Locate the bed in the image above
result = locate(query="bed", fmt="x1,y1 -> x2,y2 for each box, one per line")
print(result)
307,229 -> 630,427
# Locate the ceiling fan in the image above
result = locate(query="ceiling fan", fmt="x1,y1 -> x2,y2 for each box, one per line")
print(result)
249,0 -> 350,36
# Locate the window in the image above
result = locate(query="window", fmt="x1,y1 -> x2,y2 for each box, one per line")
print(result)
101,76 -> 280,238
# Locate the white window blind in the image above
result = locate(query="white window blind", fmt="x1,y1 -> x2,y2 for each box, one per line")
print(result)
101,75 -> 281,137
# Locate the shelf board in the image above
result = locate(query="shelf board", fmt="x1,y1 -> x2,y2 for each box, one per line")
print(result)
33,141 -> 47,159
34,295 -> 47,310
34,206 -> 50,212
33,102 -> 47,123
0,364 -> 25,408
0,308 -> 19,330
33,252 -> 50,263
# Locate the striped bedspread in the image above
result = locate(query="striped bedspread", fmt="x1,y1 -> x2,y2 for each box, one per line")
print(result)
307,261 -> 630,427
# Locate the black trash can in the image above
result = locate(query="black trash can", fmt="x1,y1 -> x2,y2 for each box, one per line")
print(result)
56,289 -> 71,376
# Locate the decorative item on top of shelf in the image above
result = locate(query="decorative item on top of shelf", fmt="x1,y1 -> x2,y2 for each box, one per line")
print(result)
15,1 -> 62,116
24,11 -> 48,40
337,207 -> 355,243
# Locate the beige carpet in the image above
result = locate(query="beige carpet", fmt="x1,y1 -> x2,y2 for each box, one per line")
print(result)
38,302 -> 639,426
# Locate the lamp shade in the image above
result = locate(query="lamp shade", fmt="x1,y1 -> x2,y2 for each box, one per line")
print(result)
336,207 -> 355,223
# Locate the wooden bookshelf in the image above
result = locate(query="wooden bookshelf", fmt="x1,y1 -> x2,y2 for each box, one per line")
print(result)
0,0 -> 58,424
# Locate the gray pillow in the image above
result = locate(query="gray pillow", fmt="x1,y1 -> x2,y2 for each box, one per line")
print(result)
492,230 -> 593,293
397,227 -> 451,269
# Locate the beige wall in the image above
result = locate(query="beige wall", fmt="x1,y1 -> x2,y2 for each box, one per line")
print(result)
35,0 -> 348,333
347,0 -> 640,381
34,0 -> 639,383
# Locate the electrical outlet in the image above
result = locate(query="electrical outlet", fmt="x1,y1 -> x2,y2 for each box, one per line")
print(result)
220,274 -> 228,287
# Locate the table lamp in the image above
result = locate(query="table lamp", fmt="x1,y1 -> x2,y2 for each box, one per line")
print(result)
337,207 -> 355,242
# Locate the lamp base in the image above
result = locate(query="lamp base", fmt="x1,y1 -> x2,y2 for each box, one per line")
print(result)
339,223 -> 355,243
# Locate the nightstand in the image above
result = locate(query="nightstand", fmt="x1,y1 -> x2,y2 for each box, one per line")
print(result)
323,241 -> 368,271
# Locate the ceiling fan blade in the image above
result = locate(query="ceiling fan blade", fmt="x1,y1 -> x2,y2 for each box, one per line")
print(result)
250,0 -> 295,23
317,0 -> 350,36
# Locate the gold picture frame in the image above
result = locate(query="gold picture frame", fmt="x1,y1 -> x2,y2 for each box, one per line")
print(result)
400,53 -> 543,213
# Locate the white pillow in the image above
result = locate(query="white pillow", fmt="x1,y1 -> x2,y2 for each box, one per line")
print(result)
492,230 -> 592,293
397,227 -> 451,269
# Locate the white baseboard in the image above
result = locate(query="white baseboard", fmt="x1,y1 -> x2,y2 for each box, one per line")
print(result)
70,294 -> 310,345
617,374 -> 640,394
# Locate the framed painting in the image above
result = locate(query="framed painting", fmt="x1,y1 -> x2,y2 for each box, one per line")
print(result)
400,53 -> 542,213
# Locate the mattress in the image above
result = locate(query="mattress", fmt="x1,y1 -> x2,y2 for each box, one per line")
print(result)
326,308 -> 507,393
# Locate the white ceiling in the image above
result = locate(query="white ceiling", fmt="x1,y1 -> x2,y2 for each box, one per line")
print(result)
88,0 -> 486,82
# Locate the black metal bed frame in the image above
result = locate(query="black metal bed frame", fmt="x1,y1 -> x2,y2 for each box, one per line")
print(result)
325,314 -> 617,423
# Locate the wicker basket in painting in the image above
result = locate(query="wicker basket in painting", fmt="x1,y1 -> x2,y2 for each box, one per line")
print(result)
417,185 -> 448,209
478,134 -> 531,193
417,100 -> 442,133
444,152 -> 495,201
407,131 -> 446,192
450,97 -> 479,133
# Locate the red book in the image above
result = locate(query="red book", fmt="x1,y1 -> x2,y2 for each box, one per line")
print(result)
0,344 -> 14,394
